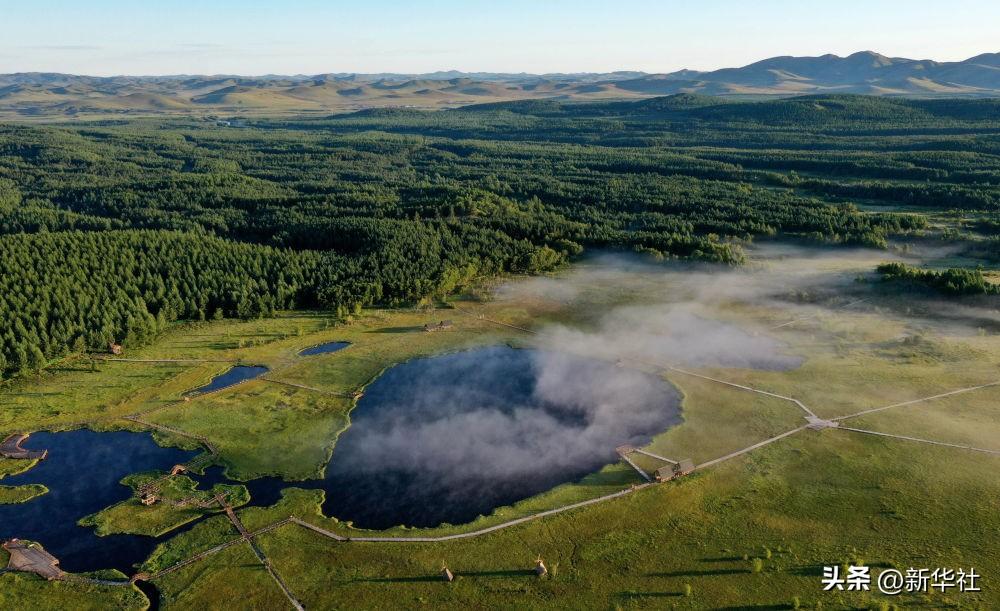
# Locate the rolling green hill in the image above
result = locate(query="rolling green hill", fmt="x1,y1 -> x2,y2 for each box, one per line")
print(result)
2,51 -> 1000,119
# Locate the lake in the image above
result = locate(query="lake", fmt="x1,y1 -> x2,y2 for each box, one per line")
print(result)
0,430 -> 196,573
186,365 -> 268,395
299,341 -> 351,356
317,346 -> 682,529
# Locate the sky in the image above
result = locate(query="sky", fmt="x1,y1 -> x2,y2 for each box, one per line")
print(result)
1,0 -> 998,76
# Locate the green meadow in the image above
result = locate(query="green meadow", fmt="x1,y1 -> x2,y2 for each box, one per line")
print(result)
3,252 -> 999,609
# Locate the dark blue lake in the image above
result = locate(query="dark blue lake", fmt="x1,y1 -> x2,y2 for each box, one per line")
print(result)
315,346 -> 682,529
192,346 -> 682,531
299,341 -> 350,357
0,430 -> 196,573
187,365 -> 268,395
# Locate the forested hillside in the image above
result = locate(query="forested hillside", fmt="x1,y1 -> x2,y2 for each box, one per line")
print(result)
1,94 -> 998,379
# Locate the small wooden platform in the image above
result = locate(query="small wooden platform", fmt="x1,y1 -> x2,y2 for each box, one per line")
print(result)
3,539 -> 65,580
805,416 -> 840,431
0,433 -> 48,460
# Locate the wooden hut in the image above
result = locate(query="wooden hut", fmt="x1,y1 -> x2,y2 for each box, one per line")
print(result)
140,493 -> 159,506
109,342 -> 123,355
655,459 -> 695,482
654,466 -> 673,482
441,567 -> 454,582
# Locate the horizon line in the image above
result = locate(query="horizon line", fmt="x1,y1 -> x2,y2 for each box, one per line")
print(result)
3,49 -> 997,80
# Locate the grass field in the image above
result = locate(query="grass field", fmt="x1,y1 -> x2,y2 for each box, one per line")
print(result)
5,248 -> 1000,608
0,457 -> 38,479
0,483 -> 47,504
0,572 -> 147,611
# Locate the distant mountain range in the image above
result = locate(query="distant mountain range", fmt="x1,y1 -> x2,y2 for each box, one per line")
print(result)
1,51 -> 998,119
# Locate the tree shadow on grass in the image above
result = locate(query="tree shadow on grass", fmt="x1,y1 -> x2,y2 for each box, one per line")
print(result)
786,563 -> 825,577
184,341 -> 237,350
367,326 -> 425,334
458,569 -> 535,578
48,365 -> 97,373
357,576 -> 442,584
615,591 -> 684,602
648,569 -> 751,577
358,568 -> 535,583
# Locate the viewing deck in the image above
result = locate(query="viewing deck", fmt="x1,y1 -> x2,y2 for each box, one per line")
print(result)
0,433 -> 48,460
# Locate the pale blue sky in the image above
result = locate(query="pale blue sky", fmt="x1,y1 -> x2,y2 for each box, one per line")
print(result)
1,0 -> 997,75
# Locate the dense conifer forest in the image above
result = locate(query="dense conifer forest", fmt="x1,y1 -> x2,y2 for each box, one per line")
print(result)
1,94 -> 998,378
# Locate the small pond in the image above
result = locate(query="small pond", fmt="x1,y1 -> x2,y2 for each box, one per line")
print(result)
187,365 -> 268,395
0,430 -> 197,573
298,341 -> 351,357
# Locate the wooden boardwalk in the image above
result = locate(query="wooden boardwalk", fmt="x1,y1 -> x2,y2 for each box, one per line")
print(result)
217,495 -> 304,610
260,376 -> 356,398
665,366 -> 817,419
3,540 -> 64,580
769,298 -> 868,330
631,448 -> 678,465
0,433 -> 48,460
619,453 -> 652,482
838,426 -> 1000,456
124,415 -> 219,455
834,380 -> 1000,422
99,357 -> 235,364
25,299 -> 997,604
